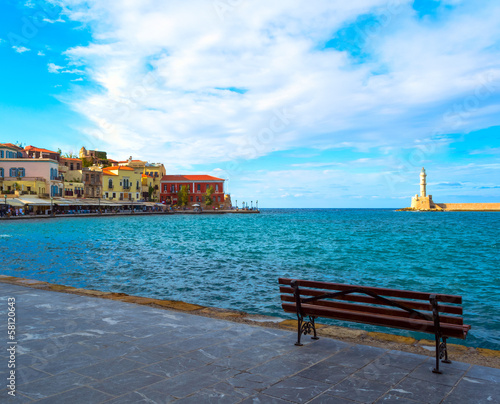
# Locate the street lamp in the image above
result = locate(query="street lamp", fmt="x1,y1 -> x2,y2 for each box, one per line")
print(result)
256,200 -> 258,210
251,201 -> 253,209
235,200 -> 237,209
50,197 -> 53,216
98,196 -> 101,214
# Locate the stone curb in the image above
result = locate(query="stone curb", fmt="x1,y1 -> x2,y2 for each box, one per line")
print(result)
1,275 -> 499,368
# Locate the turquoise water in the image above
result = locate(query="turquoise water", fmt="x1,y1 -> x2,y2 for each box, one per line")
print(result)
1,209 -> 499,349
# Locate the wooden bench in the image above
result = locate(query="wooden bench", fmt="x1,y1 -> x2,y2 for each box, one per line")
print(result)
279,278 -> 471,373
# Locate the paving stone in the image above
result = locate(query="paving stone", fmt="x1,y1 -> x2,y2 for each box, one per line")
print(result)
31,352 -> 103,375
90,369 -> 164,396
297,357 -> 356,384
327,376 -> 390,403
84,342 -> 144,360
123,346 -> 178,364
283,346 -> 336,366
17,371 -> 94,400
239,394 -> 292,403
378,351 -> 429,370
389,377 -> 453,404
408,362 -> 465,387
14,366 -> 51,385
248,358 -> 310,381
327,344 -> 386,368
213,356 -> 256,371
73,357 -> 144,380
32,386 -> 113,404
148,369 -> 219,398
142,354 -> 206,378
307,394 -> 356,404
354,362 -> 408,385
225,372 -> 277,396
262,375 -> 330,403
376,394 -> 426,403
465,365 -> 500,383
229,346 -> 282,367
175,389 -> 242,404
442,376 -> 500,404
104,386 -> 176,403
0,389 -> 35,403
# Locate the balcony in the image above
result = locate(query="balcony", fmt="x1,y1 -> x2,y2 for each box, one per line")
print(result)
108,185 -> 114,190
52,176 -> 64,181
123,185 -> 131,190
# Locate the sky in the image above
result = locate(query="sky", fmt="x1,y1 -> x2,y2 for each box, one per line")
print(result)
0,0 -> 499,208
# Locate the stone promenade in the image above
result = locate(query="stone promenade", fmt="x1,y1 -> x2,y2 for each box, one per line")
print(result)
1,283 -> 499,403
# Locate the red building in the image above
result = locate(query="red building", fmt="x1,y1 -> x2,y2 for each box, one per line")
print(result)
160,175 -> 225,206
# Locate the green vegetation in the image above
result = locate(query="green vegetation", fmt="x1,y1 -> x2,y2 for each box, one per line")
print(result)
177,185 -> 189,207
204,185 -> 214,206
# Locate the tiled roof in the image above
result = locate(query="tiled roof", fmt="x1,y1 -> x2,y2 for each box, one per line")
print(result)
25,145 -> 59,154
61,157 -> 81,161
104,166 -> 134,171
160,175 -> 224,182
0,143 -> 23,150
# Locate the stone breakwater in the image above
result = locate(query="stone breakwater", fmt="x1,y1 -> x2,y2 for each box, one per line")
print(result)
1,275 -> 499,369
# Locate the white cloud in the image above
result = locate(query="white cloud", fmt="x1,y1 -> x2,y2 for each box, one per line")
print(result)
12,46 -> 30,53
42,17 -> 65,23
48,63 -> 64,73
48,63 -> 84,74
38,51 -> 45,56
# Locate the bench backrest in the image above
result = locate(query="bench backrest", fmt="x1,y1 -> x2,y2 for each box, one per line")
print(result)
279,278 -> 470,340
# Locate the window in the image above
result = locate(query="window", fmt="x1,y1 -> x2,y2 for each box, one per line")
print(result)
86,174 -> 89,181
18,168 -> 25,177
197,184 -> 201,192
112,192 -> 116,198
70,163 -> 74,170
17,152 -> 22,158
190,196 -> 193,202
171,185 -> 175,193
163,185 -> 167,192
0,168 -> 3,177
10,168 -> 17,177
108,179 -> 113,188
215,184 -> 219,192
0,150 -> 3,158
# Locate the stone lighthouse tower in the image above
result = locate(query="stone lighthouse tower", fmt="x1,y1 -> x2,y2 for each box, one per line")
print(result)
420,167 -> 427,197
411,167 -> 434,210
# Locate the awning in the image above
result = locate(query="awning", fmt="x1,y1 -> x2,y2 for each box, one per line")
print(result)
1,199 -> 25,207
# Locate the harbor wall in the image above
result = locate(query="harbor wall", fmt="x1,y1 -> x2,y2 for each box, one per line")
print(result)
435,203 -> 500,211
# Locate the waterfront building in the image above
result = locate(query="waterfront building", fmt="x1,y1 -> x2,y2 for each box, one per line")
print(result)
102,166 -> 142,201
25,145 -> 61,162
118,156 -> 166,201
0,143 -> 62,197
160,175 -> 225,207
78,166 -> 103,198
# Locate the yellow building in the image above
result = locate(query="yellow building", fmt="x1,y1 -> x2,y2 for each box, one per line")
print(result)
102,166 -> 142,201
118,157 -> 165,201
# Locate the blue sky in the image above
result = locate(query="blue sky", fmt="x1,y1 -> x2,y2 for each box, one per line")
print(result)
1,0 -> 499,208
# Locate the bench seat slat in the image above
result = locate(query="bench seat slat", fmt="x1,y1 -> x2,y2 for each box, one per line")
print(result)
279,286 -> 463,316
280,295 -> 463,325
282,303 -> 470,340
279,278 -> 462,304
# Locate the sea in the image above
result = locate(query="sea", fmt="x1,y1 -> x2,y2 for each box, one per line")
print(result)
1,209 -> 499,350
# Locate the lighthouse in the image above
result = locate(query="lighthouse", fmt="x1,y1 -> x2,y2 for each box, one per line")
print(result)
420,167 -> 427,197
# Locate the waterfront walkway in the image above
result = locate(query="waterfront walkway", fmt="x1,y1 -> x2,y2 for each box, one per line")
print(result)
1,284 -> 498,403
